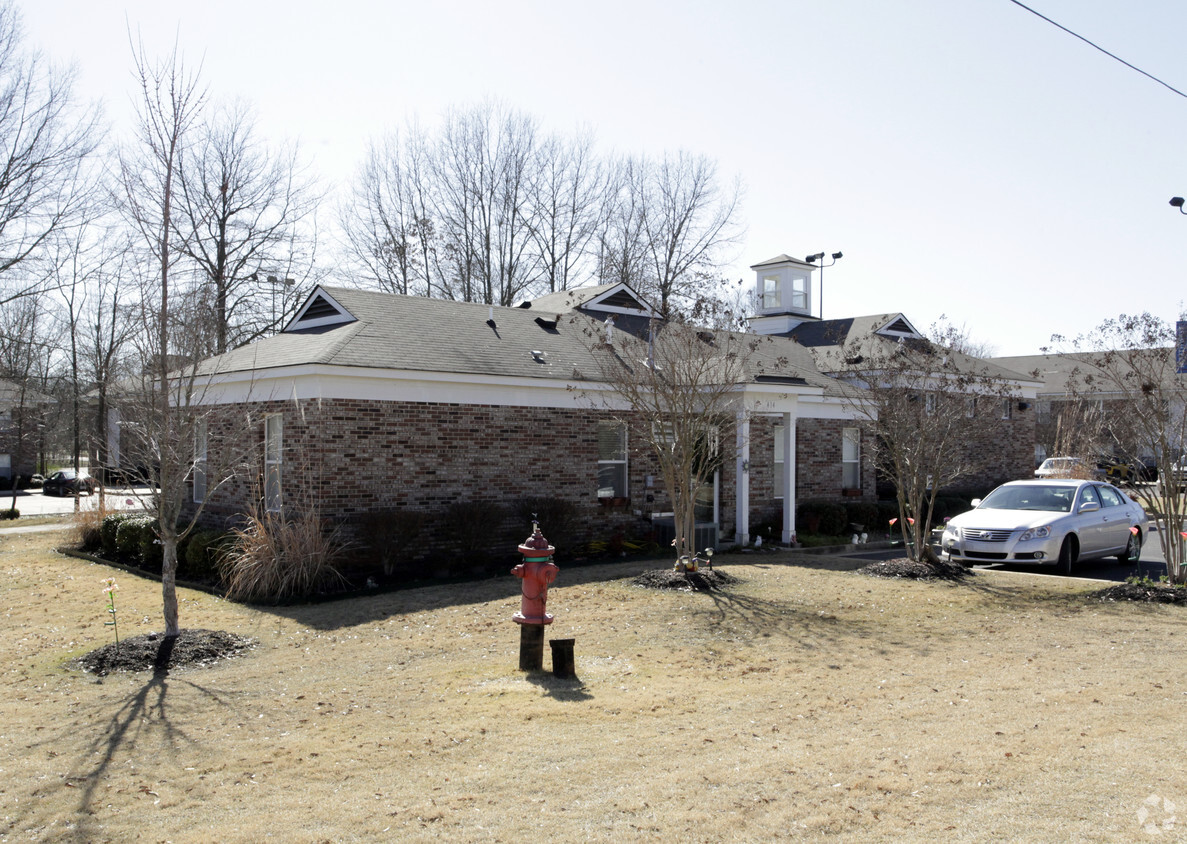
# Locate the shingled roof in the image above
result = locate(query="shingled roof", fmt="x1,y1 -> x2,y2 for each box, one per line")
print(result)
195,285 -> 846,395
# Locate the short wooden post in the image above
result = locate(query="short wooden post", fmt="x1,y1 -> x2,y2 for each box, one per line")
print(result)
519,623 -> 545,671
550,638 -> 576,678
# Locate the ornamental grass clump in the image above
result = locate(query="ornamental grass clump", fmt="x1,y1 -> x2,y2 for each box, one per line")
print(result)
219,505 -> 347,603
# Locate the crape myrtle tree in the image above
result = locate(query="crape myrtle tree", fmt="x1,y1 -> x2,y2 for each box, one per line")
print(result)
575,307 -> 764,561
829,327 -> 1015,562
1056,313 -> 1187,582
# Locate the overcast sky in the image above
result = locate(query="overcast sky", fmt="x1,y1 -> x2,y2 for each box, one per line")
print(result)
20,0 -> 1187,355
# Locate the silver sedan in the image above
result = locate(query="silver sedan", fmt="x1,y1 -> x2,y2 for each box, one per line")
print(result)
940,479 -> 1148,575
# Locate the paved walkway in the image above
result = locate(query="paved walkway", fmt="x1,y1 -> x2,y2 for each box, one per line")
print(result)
0,522 -> 73,535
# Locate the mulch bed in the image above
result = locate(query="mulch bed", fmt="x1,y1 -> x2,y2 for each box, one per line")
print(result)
74,629 -> 256,676
857,557 -> 972,581
1093,583 -> 1187,605
632,568 -> 739,592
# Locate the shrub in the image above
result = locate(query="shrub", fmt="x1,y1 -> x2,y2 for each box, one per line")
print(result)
843,501 -> 879,532
73,506 -> 110,551
513,497 -> 579,553
0,508 -> 18,520
115,516 -> 154,564
445,500 -> 507,566
219,507 -> 347,603
182,529 -> 230,582
101,513 -> 133,557
138,519 -> 163,571
796,500 -> 847,536
357,509 -> 426,576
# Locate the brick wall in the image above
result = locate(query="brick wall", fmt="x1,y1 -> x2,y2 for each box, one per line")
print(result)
188,395 -> 1032,551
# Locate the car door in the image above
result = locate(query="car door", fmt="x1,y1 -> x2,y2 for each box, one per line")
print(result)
1095,484 -> 1132,554
1073,484 -> 1107,556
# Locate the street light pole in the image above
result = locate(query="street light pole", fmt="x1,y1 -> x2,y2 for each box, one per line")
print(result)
804,251 -> 843,320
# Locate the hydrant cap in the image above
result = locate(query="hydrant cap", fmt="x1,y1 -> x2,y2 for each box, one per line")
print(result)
519,522 -> 555,556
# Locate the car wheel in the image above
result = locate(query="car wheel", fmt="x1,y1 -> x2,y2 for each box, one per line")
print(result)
1117,529 -> 1142,563
1056,536 -> 1077,576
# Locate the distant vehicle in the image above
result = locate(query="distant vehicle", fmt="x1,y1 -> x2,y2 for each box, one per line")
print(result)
1034,457 -> 1101,480
42,470 -> 99,496
28,474 -> 44,488
940,479 -> 1148,575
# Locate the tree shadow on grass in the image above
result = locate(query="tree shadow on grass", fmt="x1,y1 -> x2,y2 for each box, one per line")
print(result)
252,555 -> 674,631
19,639 -> 241,843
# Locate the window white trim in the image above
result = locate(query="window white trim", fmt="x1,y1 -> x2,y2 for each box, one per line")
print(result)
193,419 -> 208,504
597,421 -> 628,499
842,427 -> 861,489
264,414 -> 283,512
1001,399 -> 1013,420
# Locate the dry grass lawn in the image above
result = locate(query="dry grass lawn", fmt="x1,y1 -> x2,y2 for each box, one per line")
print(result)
2,528 -> 1186,842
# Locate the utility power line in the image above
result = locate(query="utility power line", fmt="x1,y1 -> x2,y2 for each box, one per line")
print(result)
1006,0 -> 1187,100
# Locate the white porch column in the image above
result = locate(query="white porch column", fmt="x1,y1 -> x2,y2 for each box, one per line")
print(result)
735,412 -> 750,547
781,411 -> 796,544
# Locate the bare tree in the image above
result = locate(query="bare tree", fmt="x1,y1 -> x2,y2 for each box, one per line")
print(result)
175,100 -> 318,354
339,128 -> 434,296
0,0 -> 101,306
526,129 -> 604,293
0,294 -> 52,506
576,312 -> 761,560
1056,313 -> 1187,582
116,36 -> 209,637
828,327 -> 1016,562
639,151 -> 743,318
433,102 -> 539,305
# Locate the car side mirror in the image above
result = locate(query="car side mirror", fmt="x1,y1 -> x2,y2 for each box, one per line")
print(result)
1079,501 -> 1100,513
970,498 -> 982,507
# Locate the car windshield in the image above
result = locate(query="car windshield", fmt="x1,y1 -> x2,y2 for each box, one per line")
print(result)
978,484 -> 1075,513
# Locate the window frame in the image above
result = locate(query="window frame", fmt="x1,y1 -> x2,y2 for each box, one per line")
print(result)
596,420 -> 628,500
842,427 -> 861,489
193,418 -> 208,504
264,413 -> 283,513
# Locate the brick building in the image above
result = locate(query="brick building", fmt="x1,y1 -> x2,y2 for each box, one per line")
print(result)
171,254 -> 1039,550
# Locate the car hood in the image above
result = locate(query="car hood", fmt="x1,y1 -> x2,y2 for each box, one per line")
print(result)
946,508 -> 1061,531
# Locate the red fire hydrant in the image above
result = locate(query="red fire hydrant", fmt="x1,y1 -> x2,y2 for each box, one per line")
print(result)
511,520 -> 560,672
512,521 -> 558,625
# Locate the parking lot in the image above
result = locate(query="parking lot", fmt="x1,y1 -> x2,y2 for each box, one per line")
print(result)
845,525 -> 1170,583
2,485 -> 152,518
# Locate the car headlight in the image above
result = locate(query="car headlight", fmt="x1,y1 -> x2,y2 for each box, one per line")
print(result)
1019,526 -> 1051,541
943,525 -> 960,539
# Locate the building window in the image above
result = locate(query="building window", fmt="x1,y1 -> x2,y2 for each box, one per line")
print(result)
597,421 -> 627,499
193,419 -> 207,504
773,423 -> 786,497
264,414 -> 282,512
925,393 -> 937,416
843,427 -> 861,488
965,397 -> 977,418
761,275 -> 781,310
1001,399 -> 1012,420
790,276 -> 808,309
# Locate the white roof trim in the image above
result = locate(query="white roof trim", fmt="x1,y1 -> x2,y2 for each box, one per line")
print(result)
581,283 -> 662,319
874,314 -> 923,339
286,288 -> 356,331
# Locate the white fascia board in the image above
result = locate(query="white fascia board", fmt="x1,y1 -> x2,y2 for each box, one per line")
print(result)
188,364 -> 634,411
